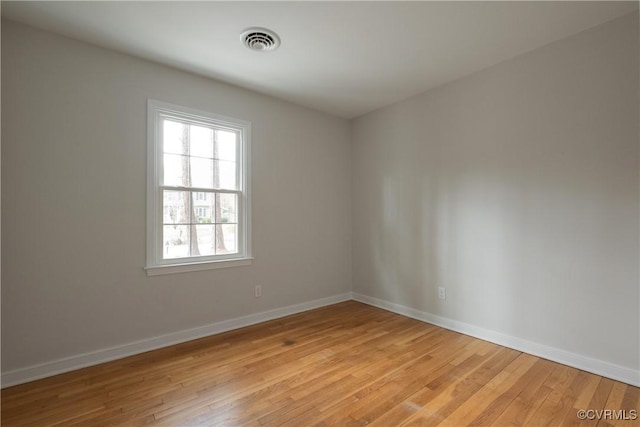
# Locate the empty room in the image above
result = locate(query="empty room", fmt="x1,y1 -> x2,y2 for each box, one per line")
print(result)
1,1 -> 639,426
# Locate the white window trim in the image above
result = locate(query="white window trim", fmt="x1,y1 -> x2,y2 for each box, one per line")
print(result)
145,99 -> 252,276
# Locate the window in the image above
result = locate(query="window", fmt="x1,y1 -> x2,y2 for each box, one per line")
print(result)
146,100 -> 251,275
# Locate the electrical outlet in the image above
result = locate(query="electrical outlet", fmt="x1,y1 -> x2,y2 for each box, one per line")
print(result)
255,285 -> 262,298
438,287 -> 446,300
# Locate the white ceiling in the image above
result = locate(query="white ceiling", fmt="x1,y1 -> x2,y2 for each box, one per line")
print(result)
3,1 -> 638,119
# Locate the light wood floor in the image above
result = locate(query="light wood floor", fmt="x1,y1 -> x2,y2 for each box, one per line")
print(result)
2,301 -> 638,426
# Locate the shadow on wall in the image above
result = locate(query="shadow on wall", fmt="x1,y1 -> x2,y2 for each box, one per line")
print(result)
371,165 -> 521,334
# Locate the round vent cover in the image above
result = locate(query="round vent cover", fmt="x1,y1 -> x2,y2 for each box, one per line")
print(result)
241,27 -> 280,52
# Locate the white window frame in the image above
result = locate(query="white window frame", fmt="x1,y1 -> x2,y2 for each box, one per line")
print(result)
146,99 -> 252,276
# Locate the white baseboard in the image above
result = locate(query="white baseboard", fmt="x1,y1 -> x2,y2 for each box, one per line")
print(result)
352,292 -> 640,387
4,291 -> 638,389
1,293 -> 352,388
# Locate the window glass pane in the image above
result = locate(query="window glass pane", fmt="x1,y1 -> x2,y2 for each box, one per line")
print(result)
163,191 -> 191,224
163,225 -> 190,259
164,154 -> 187,186
190,157 -> 213,189
193,192 -> 215,223
190,125 -> 214,158
195,225 -> 215,256
163,120 -> 186,155
216,160 -> 237,190
151,101 -> 250,268
218,193 -> 237,223
216,130 -> 237,161
217,224 -> 237,254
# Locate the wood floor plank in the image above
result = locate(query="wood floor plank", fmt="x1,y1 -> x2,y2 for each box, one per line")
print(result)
432,353 -> 538,426
483,357 -> 555,426
527,364 -> 580,425
372,347 -> 514,427
2,301 -> 637,426
597,383 -> 640,427
559,372 -> 604,427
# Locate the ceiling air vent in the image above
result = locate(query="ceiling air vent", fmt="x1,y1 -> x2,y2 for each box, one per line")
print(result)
241,27 -> 280,52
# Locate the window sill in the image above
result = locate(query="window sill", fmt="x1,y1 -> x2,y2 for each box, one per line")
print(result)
145,257 -> 253,276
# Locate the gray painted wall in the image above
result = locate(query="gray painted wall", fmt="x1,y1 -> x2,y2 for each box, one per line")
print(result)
1,20 -> 352,371
352,13 -> 639,371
